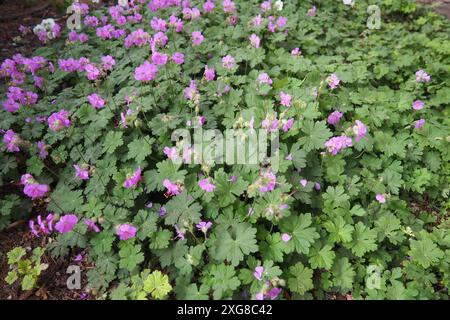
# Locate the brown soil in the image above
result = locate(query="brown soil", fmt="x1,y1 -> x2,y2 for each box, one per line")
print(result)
418,0 -> 450,18
0,221 -> 91,300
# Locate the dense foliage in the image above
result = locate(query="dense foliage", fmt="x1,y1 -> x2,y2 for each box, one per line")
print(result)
1,0 -> 449,300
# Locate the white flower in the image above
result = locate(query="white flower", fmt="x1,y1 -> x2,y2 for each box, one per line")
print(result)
274,0 -> 283,11
343,0 -> 355,6
118,0 -> 129,7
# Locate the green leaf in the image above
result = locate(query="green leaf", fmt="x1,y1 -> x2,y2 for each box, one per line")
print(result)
164,191 -> 202,226
102,131 -> 123,154
143,270 -> 172,300
126,136 -> 154,164
331,257 -> 355,291
324,216 -> 354,244
297,120 -> 332,152
288,262 -> 314,295
309,243 -> 336,269
347,222 -> 377,257
409,237 -> 444,268
48,185 -> 83,214
260,233 -> 286,263
280,213 -> 319,254
208,264 -> 240,299
118,243 -> 144,271
212,222 -> 258,266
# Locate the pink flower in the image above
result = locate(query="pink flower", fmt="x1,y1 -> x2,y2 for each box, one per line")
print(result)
48,109 -> 71,132
325,135 -> 353,155
185,80 -> 198,100
204,65 -> 215,81
300,179 -> 308,187
196,220 -> 213,233
134,61 -> 158,82
123,167 -> 142,188
87,93 -> 105,109
74,164 -> 90,180
116,224 -> 137,240
352,120 -> 367,142
198,178 -> 216,192
101,55 -> 116,70
307,5 -> 317,16
222,0 -> 236,13
55,214 -> 78,234
23,183 -> 48,199
327,73 -> 340,89
163,179 -> 181,196
175,225 -> 185,240
222,55 -> 235,70
282,118 -> 294,132
412,100 -> 424,110
3,130 -> 20,152
376,194 -> 386,204
280,91 -> 291,107
259,171 -> 276,193
203,1 -> 215,13
85,63 -> 101,80
84,219 -> 100,233
327,111 -> 343,125
151,51 -> 168,66
415,70 -> 430,83
163,146 -> 179,160
415,118 -> 425,129
150,16 -> 166,32
266,287 -> 282,300
29,213 -> 54,237
172,52 -> 185,65
255,292 -> 264,300
314,182 -> 321,191
3,99 -> 20,112
249,34 -> 260,48
281,233 -> 291,242
253,266 -> 264,280
276,16 -> 287,28
192,31 -> 204,46
258,73 -> 272,85
37,141 -> 48,159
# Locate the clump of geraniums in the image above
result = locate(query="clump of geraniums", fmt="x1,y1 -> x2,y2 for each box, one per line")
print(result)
0,0 -> 448,302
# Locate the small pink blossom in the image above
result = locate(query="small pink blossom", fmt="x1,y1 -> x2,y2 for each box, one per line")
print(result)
249,34 -> 260,48
198,178 -> 216,192
204,65 -> 215,81
280,91 -> 291,107
116,224 -> 137,240
300,179 -> 308,187
327,111 -> 343,125
281,233 -> 292,242
123,167 -> 142,188
74,164 -> 90,180
87,93 -> 105,109
376,194 -> 386,204
196,220 -> 213,233
327,73 -> 340,89
134,61 -> 158,82
415,118 -> 425,129
253,266 -> 264,280
412,100 -> 424,110
84,219 -> 100,233
191,31 -> 204,46
55,214 -> 78,234
222,55 -> 235,70
163,179 -> 181,196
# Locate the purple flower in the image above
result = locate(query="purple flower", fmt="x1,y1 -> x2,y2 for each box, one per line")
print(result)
222,0 -> 236,13
266,287 -> 282,300
352,120 -> 367,142
222,55 -> 235,70
175,225 -> 185,240
37,141 -> 48,159
29,213 -> 54,237
291,47 -> 301,56
3,129 -> 20,152
412,100 -> 424,110
163,179 -> 181,196
198,178 -> 216,192
262,118 -> 279,132
48,109 -> 71,132
280,91 -> 291,107
325,135 -> 353,155
85,63 -> 100,80
415,118 -> 425,129
253,266 -> 264,280
282,118 -> 294,132
276,16 -> 287,28
23,182 -> 48,199
204,65 -> 215,81
151,51 -> 168,66
134,61 -> 158,82
55,214 -> 78,234
74,164 -> 90,180
172,52 -> 185,65
314,182 -> 321,191
203,1 -> 215,13
249,34 -> 260,48
87,93 -> 105,109
196,220 -> 213,233
3,99 -> 20,112
415,70 -> 430,83
307,5 -> 317,16
123,167 -> 142,188
259,171 -> 276,193
192,31 -> 204,46
258,73 -> 272,85
164,146 -> 179,160
327,111 -> 343,125
101,55 -> 116,70
255,292 -> 264,300
281,233 -> 291,242
185,80 -> 198,100
327,73 -> 340,89
116,224 -> 137,240
84,219 -> 100,233
285,154 -> 292,161
375,194 -> 386,204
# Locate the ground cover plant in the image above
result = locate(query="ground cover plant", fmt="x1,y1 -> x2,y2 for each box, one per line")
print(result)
0,0 -> 449,300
